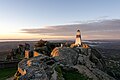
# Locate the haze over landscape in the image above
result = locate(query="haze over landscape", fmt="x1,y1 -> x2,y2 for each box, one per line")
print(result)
0,0 -> 120,40
0,0 -> 120,80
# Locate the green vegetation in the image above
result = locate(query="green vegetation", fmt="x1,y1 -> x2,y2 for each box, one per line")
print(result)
62,69 -> 89,80
16,54 -> 24,60
55,65 -> 90,80
55,65 -> 63,80
0,68 -> 17,80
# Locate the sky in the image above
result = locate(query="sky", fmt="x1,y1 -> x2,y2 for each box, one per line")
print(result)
0,0 -> 120,40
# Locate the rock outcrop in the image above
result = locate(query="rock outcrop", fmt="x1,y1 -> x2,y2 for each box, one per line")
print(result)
14,46 -> 116,80
51,47 -> 115,80
14,55 -> 65,80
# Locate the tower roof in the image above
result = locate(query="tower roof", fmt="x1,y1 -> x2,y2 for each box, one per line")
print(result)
77,30 -> 80,32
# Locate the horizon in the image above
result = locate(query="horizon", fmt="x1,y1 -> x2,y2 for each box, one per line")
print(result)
0,0 -> 120,40
0,38 -> 120,42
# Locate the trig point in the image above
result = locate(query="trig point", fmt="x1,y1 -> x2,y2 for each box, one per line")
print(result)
75,30 -> 82,46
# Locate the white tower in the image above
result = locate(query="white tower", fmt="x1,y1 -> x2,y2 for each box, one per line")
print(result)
75,30 -> 82,46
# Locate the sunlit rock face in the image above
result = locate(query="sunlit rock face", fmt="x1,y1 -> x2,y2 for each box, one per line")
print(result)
75,30 -> 82,46
51,47 -> 60,57
51,47 -> 79,65
15,55 -> 57,80
33,51 -> 41,57
25,50 -> 29,59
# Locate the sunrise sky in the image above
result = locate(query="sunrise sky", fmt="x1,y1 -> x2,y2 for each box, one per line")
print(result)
0,0 -> 120,40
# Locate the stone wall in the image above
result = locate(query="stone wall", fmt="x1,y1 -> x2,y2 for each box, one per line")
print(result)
0,61 -> 19,69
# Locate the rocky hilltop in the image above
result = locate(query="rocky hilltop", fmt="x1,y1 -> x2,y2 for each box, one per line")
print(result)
14,45 -> 115,80
51,47 -> 115,80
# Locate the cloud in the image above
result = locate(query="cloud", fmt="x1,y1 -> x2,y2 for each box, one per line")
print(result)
21,19 -> 120,40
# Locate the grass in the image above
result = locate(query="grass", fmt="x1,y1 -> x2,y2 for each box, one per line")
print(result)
0,67 -> 17,80
55,65 -> 90,80
55,65 -> 63,80
62,69 -> 89,80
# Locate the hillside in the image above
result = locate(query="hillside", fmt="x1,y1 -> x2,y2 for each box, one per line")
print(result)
13,40 -> 115,80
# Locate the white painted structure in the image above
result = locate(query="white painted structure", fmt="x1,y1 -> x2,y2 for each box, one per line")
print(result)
75,30 -> 82,46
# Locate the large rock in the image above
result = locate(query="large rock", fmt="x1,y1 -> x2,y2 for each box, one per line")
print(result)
51,47 -> 79,65
73,65 -> 115,80
14,55 -> 64,80
51,47 -> 105,68
51,47 -> 115,80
